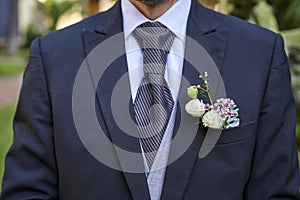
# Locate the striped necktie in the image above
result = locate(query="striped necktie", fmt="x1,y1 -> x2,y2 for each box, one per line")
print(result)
133,21 -> 175,169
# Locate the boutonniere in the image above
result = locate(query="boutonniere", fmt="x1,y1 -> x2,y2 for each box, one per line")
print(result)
185,72 -> 240,129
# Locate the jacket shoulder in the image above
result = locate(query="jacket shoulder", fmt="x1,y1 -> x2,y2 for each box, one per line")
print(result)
207,8 -> 278,44
37,2 -> 120,49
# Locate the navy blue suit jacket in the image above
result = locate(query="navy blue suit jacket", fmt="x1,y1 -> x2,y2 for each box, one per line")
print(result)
1,0 -> 299,199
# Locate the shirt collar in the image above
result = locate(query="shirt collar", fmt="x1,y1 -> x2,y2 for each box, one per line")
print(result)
121,0 -> 191,42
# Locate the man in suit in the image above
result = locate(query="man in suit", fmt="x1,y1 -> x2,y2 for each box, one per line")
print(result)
1,0 -> 299,199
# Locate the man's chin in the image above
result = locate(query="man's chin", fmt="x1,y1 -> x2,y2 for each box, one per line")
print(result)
137,0 -> 167,7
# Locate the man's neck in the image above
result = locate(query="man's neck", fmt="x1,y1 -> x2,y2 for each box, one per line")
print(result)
129,0 -> 178,20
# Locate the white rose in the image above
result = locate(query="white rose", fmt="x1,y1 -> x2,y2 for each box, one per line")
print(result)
202,110 -> 225,129
185,99 -> 206,117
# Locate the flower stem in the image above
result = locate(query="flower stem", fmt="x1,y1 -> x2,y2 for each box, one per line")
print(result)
199,72 -> 213,105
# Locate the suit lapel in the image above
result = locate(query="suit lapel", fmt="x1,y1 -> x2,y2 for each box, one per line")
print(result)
82,2 -> 150,200
161,1 -> 228,199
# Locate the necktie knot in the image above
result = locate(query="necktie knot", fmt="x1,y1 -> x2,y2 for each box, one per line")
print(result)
133,22 -> 175,76
133,21 -> 175,51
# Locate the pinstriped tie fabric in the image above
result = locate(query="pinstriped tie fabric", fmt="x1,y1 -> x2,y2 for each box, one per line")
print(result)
133,22 -> 175,169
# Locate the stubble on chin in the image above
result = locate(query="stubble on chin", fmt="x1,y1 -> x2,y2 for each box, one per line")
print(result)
136,0 -> 167,7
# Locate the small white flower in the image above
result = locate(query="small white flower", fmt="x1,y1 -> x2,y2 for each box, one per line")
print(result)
202,110 -> 225,129
185,99 -> 206,117
225,118 -> 240,129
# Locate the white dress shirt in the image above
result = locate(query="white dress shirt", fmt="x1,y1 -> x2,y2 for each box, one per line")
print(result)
121,0 -> 191,199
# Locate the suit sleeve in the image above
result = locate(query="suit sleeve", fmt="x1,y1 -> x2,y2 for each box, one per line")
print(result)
244,34 -> 300,199
0,38 -> 58,199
